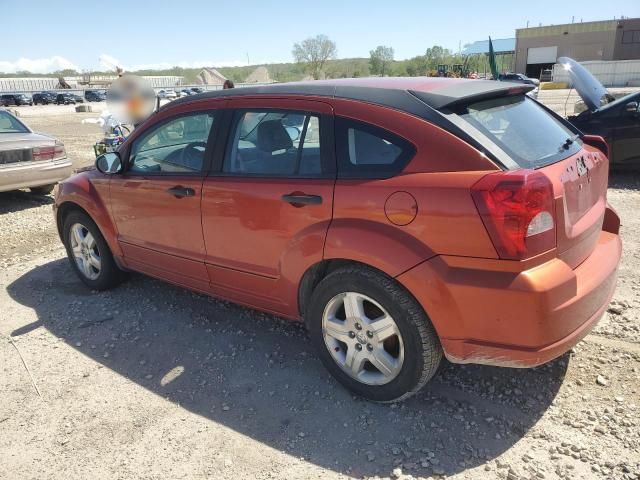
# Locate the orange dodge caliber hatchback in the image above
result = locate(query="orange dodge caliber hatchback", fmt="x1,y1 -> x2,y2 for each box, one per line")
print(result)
54,78 -> 622,402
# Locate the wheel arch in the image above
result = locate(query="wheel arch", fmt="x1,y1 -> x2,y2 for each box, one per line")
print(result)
298,258 -> 430,327
56,199 -> 122,259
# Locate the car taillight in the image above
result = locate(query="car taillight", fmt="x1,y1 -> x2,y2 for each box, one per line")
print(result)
471,169 -> 556,260
32,142 -> 66,162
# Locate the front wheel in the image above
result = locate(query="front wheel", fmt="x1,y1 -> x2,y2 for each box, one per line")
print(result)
62,211 -> 127,290
307,265 -> 442,402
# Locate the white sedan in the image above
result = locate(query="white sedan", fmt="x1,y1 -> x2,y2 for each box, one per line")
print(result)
0,109 -> 72,194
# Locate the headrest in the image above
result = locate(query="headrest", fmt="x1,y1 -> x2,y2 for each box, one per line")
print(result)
257,120 -> 293,153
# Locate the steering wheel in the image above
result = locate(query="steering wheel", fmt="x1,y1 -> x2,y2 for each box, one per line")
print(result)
180,141 -> 207,170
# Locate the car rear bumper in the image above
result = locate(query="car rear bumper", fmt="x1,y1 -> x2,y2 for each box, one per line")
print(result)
398,215 -> 622,368
0,158 -> 73,192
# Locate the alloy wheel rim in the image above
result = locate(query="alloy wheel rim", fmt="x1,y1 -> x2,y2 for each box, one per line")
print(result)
322,292 -> 404,386
70,223 -> 101,280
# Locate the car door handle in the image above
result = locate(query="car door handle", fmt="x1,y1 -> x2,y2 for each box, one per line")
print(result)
281,193 -> 323,206
167,186 -> 195,198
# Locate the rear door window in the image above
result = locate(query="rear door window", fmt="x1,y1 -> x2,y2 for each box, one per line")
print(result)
335,118 -> 415,178
458,95 -> 581,168
0,111 -> 28,133
223,110 -> 324,177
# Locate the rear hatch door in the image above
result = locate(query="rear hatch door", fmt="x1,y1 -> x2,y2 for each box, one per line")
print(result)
448,93 -> 608,267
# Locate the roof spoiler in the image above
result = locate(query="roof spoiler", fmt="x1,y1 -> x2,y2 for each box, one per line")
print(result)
410,80 -> 535,110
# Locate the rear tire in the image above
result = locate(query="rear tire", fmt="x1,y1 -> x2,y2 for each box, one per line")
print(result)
62,211 -> 127,290
307,265 -> 442,402
30,184 -> 55,195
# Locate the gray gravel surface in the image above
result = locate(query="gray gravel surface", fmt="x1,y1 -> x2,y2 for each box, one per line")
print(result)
0,113 -> 638,480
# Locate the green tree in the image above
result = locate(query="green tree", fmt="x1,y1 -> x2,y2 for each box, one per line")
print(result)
292,34 -> 337,79
369,45 -> 394,76
424,45 -> 451,70
404,56 -> 428,76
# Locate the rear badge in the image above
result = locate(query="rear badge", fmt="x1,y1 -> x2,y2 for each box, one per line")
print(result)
576,157 -> 588,177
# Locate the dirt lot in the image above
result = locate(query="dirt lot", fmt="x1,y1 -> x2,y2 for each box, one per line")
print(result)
0,108 -> 639,480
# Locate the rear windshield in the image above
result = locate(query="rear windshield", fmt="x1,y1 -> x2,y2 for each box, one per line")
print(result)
0,111 -> 29,133
459,95 -> 581,168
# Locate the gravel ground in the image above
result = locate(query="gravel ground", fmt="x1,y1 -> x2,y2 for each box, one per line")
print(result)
0,110 -> 638,480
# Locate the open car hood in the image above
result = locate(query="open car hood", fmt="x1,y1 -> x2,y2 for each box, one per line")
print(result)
558,57 -> 611,112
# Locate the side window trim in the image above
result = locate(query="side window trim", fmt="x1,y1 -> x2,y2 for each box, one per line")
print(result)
124,110 -> 219,177
335,116 -> 416,179
208,108 -> 336,179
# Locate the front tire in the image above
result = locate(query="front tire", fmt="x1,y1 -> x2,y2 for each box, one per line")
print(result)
62,211 -> 127,290
307,265 -> 442,402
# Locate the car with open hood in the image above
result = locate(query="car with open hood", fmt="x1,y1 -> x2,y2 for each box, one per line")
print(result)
562,57 -> 640,170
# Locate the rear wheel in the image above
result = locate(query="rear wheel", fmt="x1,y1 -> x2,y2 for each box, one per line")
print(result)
30,184 -> 55,195
62,211 -> 127,290
307,265 -> 442,402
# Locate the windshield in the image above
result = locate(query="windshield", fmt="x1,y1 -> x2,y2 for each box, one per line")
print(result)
0,111 -> 29,133
459,95 -> 582,168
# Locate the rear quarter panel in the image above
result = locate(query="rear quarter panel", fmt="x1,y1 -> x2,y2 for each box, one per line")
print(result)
325,100 -> 500,276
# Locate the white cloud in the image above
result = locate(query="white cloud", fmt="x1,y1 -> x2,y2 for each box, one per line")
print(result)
0,56 -> 80,74
0,54 -> 283,75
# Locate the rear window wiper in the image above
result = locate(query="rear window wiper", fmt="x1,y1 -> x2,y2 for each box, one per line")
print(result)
561,134 -> 580,150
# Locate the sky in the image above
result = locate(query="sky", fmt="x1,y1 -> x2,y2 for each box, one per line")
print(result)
2,0 -> 639,73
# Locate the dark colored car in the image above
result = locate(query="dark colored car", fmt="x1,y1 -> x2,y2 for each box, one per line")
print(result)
53,78 -> 621,402
190,87 -> 205,94
1,94 -> 33,106
561,57 -> 640,169
570,94 -> 640,169
33,92 -> 57,105
55,93 -> 76,105
85,90 -> 106,102
70,93 -> 84,103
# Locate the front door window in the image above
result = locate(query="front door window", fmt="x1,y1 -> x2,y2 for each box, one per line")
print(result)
130,112 -> 216,174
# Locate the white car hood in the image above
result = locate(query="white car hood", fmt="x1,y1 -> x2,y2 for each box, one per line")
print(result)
558,57 -> 611,112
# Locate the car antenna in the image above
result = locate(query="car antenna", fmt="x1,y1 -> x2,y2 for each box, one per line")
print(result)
564,87 -> 574,118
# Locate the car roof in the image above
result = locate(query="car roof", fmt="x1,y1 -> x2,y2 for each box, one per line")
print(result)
168,77 -> 534,113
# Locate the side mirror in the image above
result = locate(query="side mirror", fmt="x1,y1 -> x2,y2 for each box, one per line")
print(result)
625,101 -> 639,114
96,152 -> 123,174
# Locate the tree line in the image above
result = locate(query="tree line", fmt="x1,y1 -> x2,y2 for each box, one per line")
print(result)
290,34 -> 509,79
1,35 -> 511,83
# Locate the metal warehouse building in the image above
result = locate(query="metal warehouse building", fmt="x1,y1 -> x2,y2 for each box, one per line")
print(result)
515,17 -> 640,78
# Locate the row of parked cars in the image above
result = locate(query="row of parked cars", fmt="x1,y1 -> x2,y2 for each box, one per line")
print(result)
156,87 -> 205,99
0,90 -> 107,107
1,88 -> 205,106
